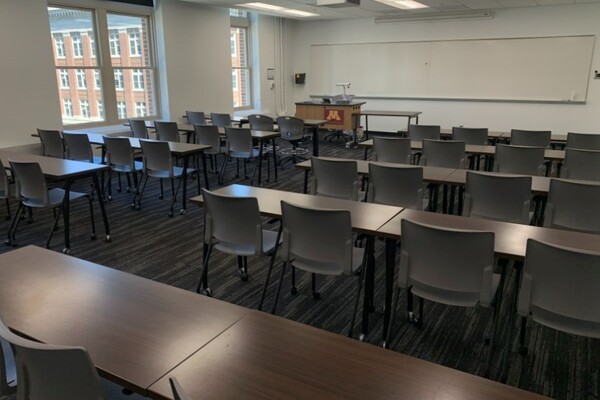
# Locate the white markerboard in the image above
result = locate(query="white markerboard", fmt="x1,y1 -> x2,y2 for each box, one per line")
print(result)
309,35 -> 595,103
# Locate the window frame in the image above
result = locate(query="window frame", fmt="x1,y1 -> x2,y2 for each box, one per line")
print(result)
230,14 -> 252,111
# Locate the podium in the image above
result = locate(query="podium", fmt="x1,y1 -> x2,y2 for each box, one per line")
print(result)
295,101 -> 365,131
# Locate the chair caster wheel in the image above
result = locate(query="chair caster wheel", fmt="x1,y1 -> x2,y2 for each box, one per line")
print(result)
359,333 -> 366,342
90,234 -> 97,240
290,286 -> 298,295
105,235 -> 111,242
108,195 -> 112,201
4,240 -> 11,246
239,270 -> 248,281
382,341 -> 387,349
312,292 -> 320,300
519,346 -> 528,356
63,248 -> 70,254
179,209 -> 186,215
202,288 -> 213,297
168,212 -> 174,218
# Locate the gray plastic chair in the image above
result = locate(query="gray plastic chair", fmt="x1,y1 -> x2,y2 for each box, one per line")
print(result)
195,124 -> 224,173
373,137 -> 411,164
7,161 -> 95,248
0,159 -> 14,221
169,377 -> 190,400
103,136 -> 143,204
0,316 -> 104,400
367,163 -> 424,209
463,171 -> 532,224
137,140 -> 198,217
248,114 -> 275,131
128,119 -> 149,139
210,113 -> 232,128
452,127 -> 489,145
493,144 -> 546,176
271,201 -> 365,338
407,124 -> 441,141
566,132 -> 600,150
185,111 -> 206,126
37,129 -> 64,159
421,139 -> 467,169
63,132 -> 102,163
197,189 -> 280,309
561,148 -> 600,181
385,219 -> 501,377
277,116 -> 309,167
543,179 -> 600,234
311,157 -> 358,201
219,127 -> 260,184
154,121 -> 180,143
510,129 -> 551,148
515,239 -> 600,360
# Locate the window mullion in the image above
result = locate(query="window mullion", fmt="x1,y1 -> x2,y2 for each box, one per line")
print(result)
96,8 -> 119,123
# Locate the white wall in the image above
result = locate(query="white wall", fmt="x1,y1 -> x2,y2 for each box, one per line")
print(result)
0,0 -> 62,147
284,3 -> 600,133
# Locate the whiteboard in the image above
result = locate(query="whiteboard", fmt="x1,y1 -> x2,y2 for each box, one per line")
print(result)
309,35 -> 595,103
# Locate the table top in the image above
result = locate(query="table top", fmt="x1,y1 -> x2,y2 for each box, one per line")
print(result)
148,310 -> 549,400
303,119 -> 328,127
360,110 -> 422,117
190,184 -> 403,235
85,133 -> 211,156
0,246 -> 250,394
0,149 -> 107,179
296,101 -> 366,107
377,209 -> 600,260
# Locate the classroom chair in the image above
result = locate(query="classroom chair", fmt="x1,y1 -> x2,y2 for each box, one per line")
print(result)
194,124 -> 225,174
543,179 -> 600,234
154,121 -> 180,143
210,113 -> 232,128
63,132 -> 102,163
407,124 -> 441,141
373,136 -> 411,164
37,129 -> 64,159
311,157 -> 358,201
277,116 -> 310,168
185,111 -> 207,126
565,132 -> 600,150
560,148 -> 600,181
493,144 -> 546,176
248,114 -> 275,131
367,163 -> 424,209
103,136 -> 143,205
510,129 -> 551,148
219,127 -> 260,185
128,119 -> 149,139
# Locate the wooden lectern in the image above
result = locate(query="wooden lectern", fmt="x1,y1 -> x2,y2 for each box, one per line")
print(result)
295,101 -> 366,131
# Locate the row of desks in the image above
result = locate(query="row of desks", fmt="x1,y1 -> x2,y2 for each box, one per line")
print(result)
0,245 -> 549,400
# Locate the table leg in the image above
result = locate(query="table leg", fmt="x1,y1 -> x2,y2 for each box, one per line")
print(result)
92,173 -> 111,242
312,126 -> 319,157
201,153 -> 210,190
62,179 -> 73,253
365,115 -> 369,140
383,238 -> 397,343
257,140 -> 264,186
303,170 -> 309,194
272,137 -> 278,181
180,156 -> 189,215
361,236 -> 375,339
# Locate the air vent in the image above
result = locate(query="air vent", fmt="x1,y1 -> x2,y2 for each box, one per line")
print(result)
375,10 -> 494,23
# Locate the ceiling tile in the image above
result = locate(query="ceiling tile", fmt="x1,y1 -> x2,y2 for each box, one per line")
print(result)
456,0 -> 502,8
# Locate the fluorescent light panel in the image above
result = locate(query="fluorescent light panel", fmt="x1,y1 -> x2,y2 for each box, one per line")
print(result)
373,0 -> 428,10
238,2 -> 319,17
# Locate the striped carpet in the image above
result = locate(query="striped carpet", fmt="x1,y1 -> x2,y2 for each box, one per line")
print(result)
0,135 -> 597,400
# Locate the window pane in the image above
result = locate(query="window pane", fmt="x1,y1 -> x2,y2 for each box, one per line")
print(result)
48,7 -> 97,67
56,68 -> 104,125
113,68 -> 156,118
232,68 -> 251,108
230,27 -> 248,68
107,14 -> 152,67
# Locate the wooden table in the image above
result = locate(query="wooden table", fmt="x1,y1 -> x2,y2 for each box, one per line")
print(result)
0,246 -> 250,396
148,310 -> 549,400
0,150 -> 110,253
190,184 -> 403,337
359,110 -> 422,139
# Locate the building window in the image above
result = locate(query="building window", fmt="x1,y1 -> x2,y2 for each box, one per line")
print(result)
63,99 -> 73,116
72,33 -> 83,57
132,69 -> 144,90
54,34 -> 65,58
76,69 -> 87,89
129,30 -> 141,56
109,31 -> 120,57
135,102 -> 146,117
89,35 -> 96,58
80,99 -> 90,117
230,13 -> 251,110
231,70 -> 238,91
97,100 -> 104,117
59,69 -> 69,88
94,70 -> 101,88
117,101 -> 127,119
114,69 -> 124,90
230,32 -> 237,56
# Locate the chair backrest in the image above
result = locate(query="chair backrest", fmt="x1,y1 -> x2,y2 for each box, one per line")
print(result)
407,124 -> 440,141
210,113 -> 232,128
373,137 -> 411,164
493,144 -> 546,176
194,124 -> 221,152
225,127 -> 253,155
518,239 -> 600,338
140,140 -> 173,174
452,127 -> 489,145
544,179 -> 600,234
185,111 -> 206,126
367,163 -> 423,209
248,114 -> 275,131
421,139 -> 466,169
311,157 -> 358,201
103,136 -> 134,168
36,129 -> 64,159
276,116 -> 305,142
399,219 -> 496,307
63,132 -> 93,162
128,119 -> 149,139
561,148 -> 600,181
9,161 -> 49,205
463,171 -> 531,224
154,121 -> 180,143
0,316 -> 104,400
566,132 -> 600,151
281,201 -> 354,275
510,129 -> 551,148
169,377 -> 191,400
202,189 -> 263,255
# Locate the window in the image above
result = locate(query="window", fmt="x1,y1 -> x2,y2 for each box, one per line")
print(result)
109,31 -> 120,57
230,13 -> 251,110
230,32 -> 236,56
54,34 -> 65,58
59,69 -> 69,88
72,33 -> 83,57
63,99 -> 73,116
117,101 -> 127,119
76,69 -> 87,89
129,30 -> 141,56
80,99 -> 90,117
231,70 -> 238,90
49,6 -> 158,125
135,102 -> 146,117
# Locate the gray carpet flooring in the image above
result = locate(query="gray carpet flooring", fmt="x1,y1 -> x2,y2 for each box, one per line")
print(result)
0,135 -> 597,400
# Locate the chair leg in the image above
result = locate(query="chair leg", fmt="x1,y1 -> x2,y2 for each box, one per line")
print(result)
4,198 -> 10,220
249,159 -> 258,186
236,158 -> 240,178
271,261 -> 288,315
196,244 -> 213,294
383,287 -> 402,348
311,273 -> 320,300
519,317 -> 528,355
6,203 -> 24,246
137,174 -> 149,210
237,256 -> 248,281
126,173 -> 132,192
168,178 -> 180,218
348,265 -> 367,338
159,179 -> 164,200
131,172 -> 140,209
259,225 -> 282,311
484,295 -> 502,378
87,196 -> 97,240
290,266 -> 297,295
11,205 -> 26,244
117,172 -> 122,192
46,206 -> 63,249
218,154 -> 229,184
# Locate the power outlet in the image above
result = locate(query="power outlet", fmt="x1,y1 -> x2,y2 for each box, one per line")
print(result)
595,70 -> 600,79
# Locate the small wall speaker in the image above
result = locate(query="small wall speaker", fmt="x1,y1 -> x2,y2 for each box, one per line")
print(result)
295,73 -> 306,84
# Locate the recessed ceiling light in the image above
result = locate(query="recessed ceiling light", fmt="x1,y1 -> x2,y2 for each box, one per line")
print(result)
237,2 -> 319,17
282,9 -> 319,17
395,0 -> 428,9
241,2 -> 285,11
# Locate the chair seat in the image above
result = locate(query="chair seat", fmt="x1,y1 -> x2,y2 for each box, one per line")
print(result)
22,188 -> 88,208
291,246 -> 364,276
530,305 -> 600,339
411,273 -> 501,308
112,161 -> 143,173
214,229 -> 281,256
145,166 -> 197,179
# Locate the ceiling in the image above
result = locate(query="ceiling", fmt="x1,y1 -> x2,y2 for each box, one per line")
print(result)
182,0 -> 600,20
